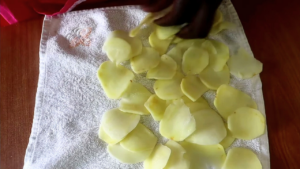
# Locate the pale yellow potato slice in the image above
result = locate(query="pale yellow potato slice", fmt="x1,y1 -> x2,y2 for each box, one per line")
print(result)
130,6 -> 172,37
101,108 -> 140,142
176,39 -> 205,52
131,47 -> 160,74
181,75 -> 208,101
181,95 -> 209,105
222,147 -> 262,169
209,40 -> 230,71
129,13 -> 154,37
97,61 -> 134,99
144,143 -> 171,169
147,55 -> 177,80
219,126 -> 235,149
160,100 -> 196,141
227,48 -> 263,79
167,46 -> 183,69
108,30 -> 142,57
120,123 -> 157,152
182,47 -> 209,75
98,125 -> 119,144
119,83 -> 152,115
119,93 -> 151,115
154,72 -> 184,100
149,32 -> 172,55
102,37 -> 132,64
144,94 -> 167,121
185,102 -> 211,113
180,142 -> 226,169
172,36 -> 183,44
213,9 -> 223,26
201,40 -> 217,54
228,107 -> 266,140
121,82 -> 150,97
155,25 -> 182,40
210,21 -> 235,35
185,109 -> 227,145
181,96 -> 211,112
164,140 -> 190,169
199,65 -> 230,90
108,143 -> 153,164
214,84 -> 257,120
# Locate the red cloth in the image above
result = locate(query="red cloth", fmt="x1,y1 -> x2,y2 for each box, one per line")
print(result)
0,0 -> 150,27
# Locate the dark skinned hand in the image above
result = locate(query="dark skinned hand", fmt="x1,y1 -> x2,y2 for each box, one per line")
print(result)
142,0 -> 223,39
80,0 -> 222,38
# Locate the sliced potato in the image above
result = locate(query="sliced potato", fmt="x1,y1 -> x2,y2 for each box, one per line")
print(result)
220,126 -> 235,149
102,37 -> 132,64
222,147 -> 262,169
149,32 -> 172,55
160,100 -> 196,141
186,102 -> 211,113
180,141 -> 226,169
154,72 -> 184,100
129,13 -> 154,37
214,84 -> 257,120
164,140 -> 190,169
131,47 -> 160,74
130,7 -> 172,37
119,83 -> 152,115
172,36 -> 184,44
177,39 -> 205,52
181,95 -> 209,105
103,30 -> 142,63
199,64 -> 230,90
180,142 -> 226,169
108,143 -> 153,164
181,75 -> 208,101
156,25 -> 182,40
121,82 -> 150,97
228,107 -> 266,140
144,94 -> 168,121
167,46 -> 183,69
213,9 -> 223,26
185,109 -> 227,145
98,125 -> 119,144
181,96 -> 211,113
97,61 -> 134,99
144,143 -> 171,169
209,40 -> 230,71
147,55 -> 177,80
210,21 -> 235,35
120,123 -> 157,152
182,47 -> 209,75
108,30 -> 142,57
101,108 -> 140,142
227,48 -> 263,79
201,40 -> 217,54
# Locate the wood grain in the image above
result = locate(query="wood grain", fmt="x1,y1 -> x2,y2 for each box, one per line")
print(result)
0,17 -> 43,169
1,0 -> 300,168
231,0 -> 300,168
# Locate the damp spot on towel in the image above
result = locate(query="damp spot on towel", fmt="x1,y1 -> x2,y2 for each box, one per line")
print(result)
65,27 -> 93,48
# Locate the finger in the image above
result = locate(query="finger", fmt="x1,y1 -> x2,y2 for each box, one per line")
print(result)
176,1 -> 219,39
142,0 -> 174,12
154,0 -> 203,26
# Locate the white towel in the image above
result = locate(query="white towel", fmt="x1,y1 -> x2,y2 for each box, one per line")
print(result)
24,0 -> 270,168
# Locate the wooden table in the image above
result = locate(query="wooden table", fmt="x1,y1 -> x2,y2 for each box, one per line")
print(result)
1,0 -> 300,168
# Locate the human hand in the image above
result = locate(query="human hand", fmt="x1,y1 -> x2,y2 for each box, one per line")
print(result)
142,0 -> 223,39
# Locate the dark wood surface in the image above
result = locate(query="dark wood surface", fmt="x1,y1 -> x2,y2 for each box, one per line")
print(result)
1,0 -> 300,168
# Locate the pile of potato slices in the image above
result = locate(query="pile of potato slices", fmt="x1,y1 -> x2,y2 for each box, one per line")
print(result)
97,10 -> 265,169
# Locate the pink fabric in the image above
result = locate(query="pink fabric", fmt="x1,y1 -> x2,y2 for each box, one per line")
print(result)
0,0 -> 18,24
0,0 -> 81,26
